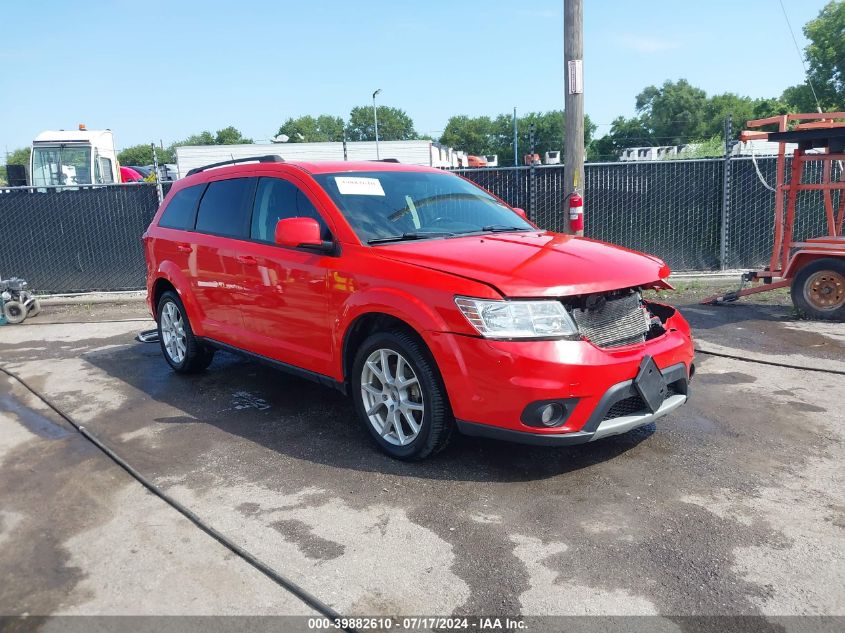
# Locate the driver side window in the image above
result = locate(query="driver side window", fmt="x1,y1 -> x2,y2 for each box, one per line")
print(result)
250,177 -> 330,243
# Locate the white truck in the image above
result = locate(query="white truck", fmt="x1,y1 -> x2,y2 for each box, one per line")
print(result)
29,126 -> 119,187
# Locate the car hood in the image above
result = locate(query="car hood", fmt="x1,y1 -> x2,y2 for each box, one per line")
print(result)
373,232 -> 670,297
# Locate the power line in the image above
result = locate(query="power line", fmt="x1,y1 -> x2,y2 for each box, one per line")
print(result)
778,0 -> 822,113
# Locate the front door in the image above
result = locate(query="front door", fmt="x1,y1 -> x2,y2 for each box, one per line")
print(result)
237,176 -> 335,376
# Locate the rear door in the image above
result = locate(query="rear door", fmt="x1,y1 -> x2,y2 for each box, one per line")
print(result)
190,177 -> 257,343
151,183 -> 206,306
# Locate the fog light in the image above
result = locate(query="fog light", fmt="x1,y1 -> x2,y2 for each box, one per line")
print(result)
540,403 -> 564,426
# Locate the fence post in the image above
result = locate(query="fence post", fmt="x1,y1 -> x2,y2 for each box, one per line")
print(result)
528,123 -> 536,223
720,115 -> 733,270
151,143 -> 164,205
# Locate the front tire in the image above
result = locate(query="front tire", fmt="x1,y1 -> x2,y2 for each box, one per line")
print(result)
351,329 -> 453,460
790,258 -> 845,321
156,291 -> 214,373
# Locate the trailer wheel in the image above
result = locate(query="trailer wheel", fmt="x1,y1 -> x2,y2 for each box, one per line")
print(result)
790,258 -> 845,321
3,301 -> 27,324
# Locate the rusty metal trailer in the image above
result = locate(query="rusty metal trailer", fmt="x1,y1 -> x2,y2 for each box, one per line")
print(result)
704,112 -> 845,320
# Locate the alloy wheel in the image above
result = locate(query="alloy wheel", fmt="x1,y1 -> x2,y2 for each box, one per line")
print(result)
360,348 -> 425,446
160,301 -> 187,364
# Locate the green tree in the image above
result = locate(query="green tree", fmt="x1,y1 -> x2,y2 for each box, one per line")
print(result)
346,105 -> 416,141
214,126 -> 253,145
6,147 -> 30,165
440,115 -> 494,156
117,144 -> 174,166
440,111 -> 595,165
277,115 -> 345,142
635,79 -> 708,144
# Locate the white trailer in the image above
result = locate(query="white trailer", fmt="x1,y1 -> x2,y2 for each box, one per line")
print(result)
30,127 -> 119,187
176,139 -> 456,178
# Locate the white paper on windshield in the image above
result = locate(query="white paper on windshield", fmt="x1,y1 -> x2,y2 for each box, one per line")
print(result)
335,176 -> 385,196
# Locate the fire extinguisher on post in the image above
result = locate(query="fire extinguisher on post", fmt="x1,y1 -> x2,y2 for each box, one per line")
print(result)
568,192 -> 584,235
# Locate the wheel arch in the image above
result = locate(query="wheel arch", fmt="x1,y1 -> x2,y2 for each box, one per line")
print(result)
784,251 -> 845,279
150,263 -> 204,336
341,312 -> 432,384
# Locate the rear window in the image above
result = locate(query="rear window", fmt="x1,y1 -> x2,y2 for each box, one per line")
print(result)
159,184 -> 205,230
195,178 -> 255,238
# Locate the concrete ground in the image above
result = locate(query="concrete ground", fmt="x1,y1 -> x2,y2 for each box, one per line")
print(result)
0,286 -> 843,627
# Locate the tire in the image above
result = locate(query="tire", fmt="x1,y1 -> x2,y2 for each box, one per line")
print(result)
790,258 -> 845,321
351,329 -> 453,460
26,298 -> 41,317
156,291 -> 214,373
2,301 -> 26,324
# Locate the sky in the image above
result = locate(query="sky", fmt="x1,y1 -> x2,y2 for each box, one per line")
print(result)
0,0 -> 831,155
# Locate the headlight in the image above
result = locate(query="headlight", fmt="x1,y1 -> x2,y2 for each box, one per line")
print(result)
455,296 -> 579,339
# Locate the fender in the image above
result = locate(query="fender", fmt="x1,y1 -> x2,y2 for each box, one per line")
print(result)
153,262 -> 206,337
784,251 -> 845,279
334,286 -> 453,377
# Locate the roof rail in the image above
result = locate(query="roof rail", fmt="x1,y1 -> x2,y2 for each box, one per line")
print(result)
186,155 -> 284,177
370,158 -> 400,163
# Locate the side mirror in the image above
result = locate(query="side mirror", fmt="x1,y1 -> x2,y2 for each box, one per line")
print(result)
275,217 -> 332,252
513,207 -> 527,219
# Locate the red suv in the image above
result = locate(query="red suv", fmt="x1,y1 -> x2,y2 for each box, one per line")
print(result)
144,157 -> 694,460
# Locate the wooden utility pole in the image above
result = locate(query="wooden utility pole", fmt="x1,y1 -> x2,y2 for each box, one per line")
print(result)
563,0 -> 584,235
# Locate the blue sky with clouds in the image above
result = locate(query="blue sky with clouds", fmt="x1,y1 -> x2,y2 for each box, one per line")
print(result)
0,0 -> 830,153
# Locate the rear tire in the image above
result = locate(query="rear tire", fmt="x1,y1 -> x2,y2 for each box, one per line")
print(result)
26,298 -> 41,317
156,291 -> 214,373
351,329 -> 453,460
790,258 -> 845,321
2,301 -> 26,324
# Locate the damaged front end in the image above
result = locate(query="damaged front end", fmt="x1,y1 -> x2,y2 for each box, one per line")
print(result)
564,286 -> 681,349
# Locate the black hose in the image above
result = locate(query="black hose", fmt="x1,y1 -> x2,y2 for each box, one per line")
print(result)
0,364 -> 357,631
695,347 -> 845,376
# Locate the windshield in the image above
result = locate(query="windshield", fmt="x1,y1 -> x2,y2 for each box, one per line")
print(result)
313,171 -> 533,244
31,145 -> 92,187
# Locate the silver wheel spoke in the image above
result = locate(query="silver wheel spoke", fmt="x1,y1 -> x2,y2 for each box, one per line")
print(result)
367,401 -> 385,416
380,349 -> 393,383
392,410 -> 407,444
366,360 -> 385,383
400,409 -> 420,434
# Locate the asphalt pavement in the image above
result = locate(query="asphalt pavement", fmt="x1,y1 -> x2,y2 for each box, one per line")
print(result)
0,291 -> 842,629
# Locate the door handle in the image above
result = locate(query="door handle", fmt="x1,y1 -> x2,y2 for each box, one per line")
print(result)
176,243 -> 193,253
237,255 -> 258,265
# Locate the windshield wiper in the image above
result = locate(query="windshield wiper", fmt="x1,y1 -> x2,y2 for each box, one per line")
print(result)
479,224 -> 528,232
367,231 -> 456,244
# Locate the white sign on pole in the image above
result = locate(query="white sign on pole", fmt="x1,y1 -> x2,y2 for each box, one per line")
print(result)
568,59 -> 583,95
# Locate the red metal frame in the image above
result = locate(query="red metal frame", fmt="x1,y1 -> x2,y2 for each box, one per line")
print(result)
704,112 -> 845,304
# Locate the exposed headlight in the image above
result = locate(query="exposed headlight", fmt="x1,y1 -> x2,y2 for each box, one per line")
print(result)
455,296 -> 579,339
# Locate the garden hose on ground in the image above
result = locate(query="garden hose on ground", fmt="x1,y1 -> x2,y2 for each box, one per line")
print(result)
694,347 -> 845,376
0,364 -> 358,633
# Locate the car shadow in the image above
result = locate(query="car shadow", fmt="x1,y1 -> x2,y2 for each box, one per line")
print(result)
85,342 -> 655,484
674,300 -> 796,331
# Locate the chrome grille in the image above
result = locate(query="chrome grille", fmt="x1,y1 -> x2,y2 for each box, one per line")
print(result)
570,292 -> 650,348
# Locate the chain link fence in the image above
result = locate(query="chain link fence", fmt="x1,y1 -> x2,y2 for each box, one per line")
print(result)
456,161 -> 724,270
0,184 -> 166,293
725,156 -> 842,270
0,157 -> 836,292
